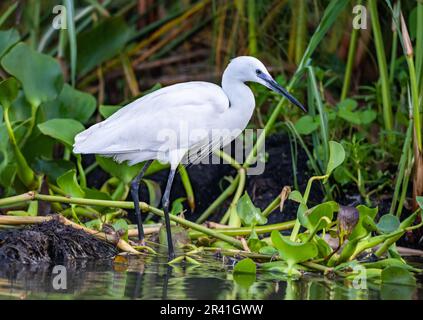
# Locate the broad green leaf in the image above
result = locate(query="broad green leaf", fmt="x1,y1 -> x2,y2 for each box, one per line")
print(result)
381,266 -> 416,286
333,166 -> 351,185
170,197 -> 185,215
1,42 -> 64,106
99,105 -> 121,119
9,91 -> 32,122
416,196 -> 423,209
0,77 -> 19,107
288,190 -> 304,203
271,230 -> 318,266
33,159 -> 75,182
96,156 -> 143,184
349,205 -> 378,240
57,169 -> 85,198
247,238 -> 267,253
237,192 -> 267,226
233,258 -> 257,274
260,261 -> 289,273
377,214 -> 400,234
38,118 -> 84,147
363,258 -> 416,271
258,246 -> 278,256
141,178 -> 161,208
294,115 -> 319,135
325,141 -> 345,176
0,29 -> 19,58
337,98 -> 358,111
359,109 -> 377,124
76,16 -> 133,76
338,109 -> 361,126
298,202 -> 335,231
40,84 -> 96,124
112,218 -> 129,241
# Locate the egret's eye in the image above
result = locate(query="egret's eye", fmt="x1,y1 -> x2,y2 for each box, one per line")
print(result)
256,69 -> 262,75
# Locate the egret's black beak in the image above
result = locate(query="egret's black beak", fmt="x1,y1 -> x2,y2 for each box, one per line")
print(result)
258,73 -> 307,112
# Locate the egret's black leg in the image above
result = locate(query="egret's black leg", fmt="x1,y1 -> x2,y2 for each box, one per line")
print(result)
162,168 -> 176,260
130,160 -> 153,243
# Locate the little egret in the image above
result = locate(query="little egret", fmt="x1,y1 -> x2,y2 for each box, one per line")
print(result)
73,56 -> 305,259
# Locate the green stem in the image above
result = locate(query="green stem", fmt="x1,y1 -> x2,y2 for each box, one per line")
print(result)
0,1 -> 18,27
390,119 -> 412,215
406,54 -> 422,151
190,220 -> 295,238
262,196 -> 280,218
290,174 -> 328,241
0,192 -> 243,249
196,175 -> 240,224
247,0 -> 257,55
340,2 -> 360,100
368,0 -> 394,135
389,26 -> 398,84
220,168 -> 246,225
178,165 -> 195,212
76,154 -> 87,189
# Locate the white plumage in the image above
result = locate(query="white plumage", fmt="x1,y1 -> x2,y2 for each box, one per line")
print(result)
72,56 -> 305,259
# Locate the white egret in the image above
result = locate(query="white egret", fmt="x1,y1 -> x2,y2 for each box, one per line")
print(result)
73,56 -> 305,259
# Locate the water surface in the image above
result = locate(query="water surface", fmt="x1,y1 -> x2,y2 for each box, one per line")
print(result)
0,254 -> 422,300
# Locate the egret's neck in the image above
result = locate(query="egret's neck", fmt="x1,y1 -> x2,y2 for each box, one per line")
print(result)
221,70 -> 255,119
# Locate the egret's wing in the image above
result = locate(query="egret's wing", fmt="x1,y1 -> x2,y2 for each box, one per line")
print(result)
73,82 -> 229,158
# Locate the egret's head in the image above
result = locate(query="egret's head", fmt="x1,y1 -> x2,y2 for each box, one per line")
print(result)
225,56 -> 306,112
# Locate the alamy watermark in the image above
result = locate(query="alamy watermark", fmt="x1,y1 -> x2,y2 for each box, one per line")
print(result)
352,5 -> 367,30
52,265 -> 67,290
52,5 -> 67,30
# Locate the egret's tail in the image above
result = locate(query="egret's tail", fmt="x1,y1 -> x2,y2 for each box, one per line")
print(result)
73,122 -> 103,154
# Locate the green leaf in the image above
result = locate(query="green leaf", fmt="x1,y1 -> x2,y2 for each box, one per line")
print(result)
40,84 -> 96,124
113,218 -> 129,240
233,258 -> 256,274
170,197 -> 185,216
294,115 -> 319,135
377,214 -> 401,234
288,190 -> 304,203
57,169 -> 85,198
271,230 -> 318,266
76,16 -> 133,76
237,192 -> 267,226
142,178 -> 161,208
298,201 -> 335,231
381,266 -> 416,287
325,141 -> 345,176
0,29 -> 19,58
359,109 -> 377,124
258,246 -> 279,256
1,42 -> 64,107
0,77 -> 19,108
99,104 -> 121,119
33,159 -> 75,182
38,118 -> 84,147
349,205 -> 378,240
416,196 -> 423,209
96,156 -> 143,184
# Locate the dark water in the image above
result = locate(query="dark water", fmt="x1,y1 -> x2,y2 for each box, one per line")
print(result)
0,254 -> 422,300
